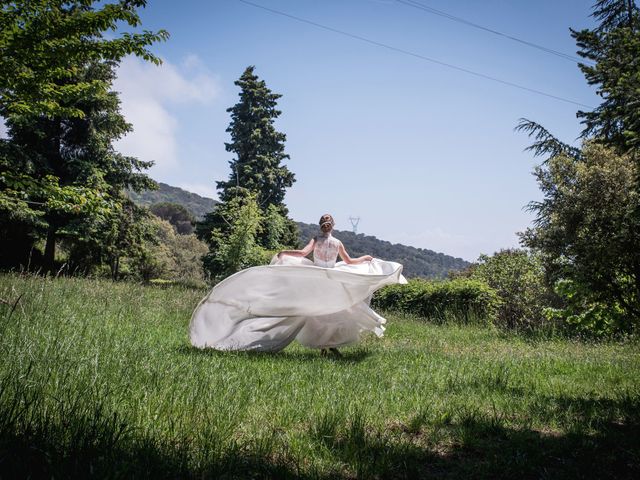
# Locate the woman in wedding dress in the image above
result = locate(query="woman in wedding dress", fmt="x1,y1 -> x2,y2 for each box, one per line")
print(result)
189,214 -> 406,354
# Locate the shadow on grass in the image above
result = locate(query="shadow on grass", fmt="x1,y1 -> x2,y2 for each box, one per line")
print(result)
175,344 -> 373,363
2,393 -> 638,479
310,395 -> 640,479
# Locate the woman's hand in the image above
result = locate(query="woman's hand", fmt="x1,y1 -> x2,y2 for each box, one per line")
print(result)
362,255 -> 373,262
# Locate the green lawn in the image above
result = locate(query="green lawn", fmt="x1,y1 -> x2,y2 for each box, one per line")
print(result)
1,273 -> 638,478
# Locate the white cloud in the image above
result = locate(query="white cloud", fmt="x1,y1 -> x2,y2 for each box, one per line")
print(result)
0,118 -> 7,139
177,182 -> 218,200
114,55 -> 219,173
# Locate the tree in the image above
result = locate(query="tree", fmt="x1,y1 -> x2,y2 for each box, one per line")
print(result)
217,66 -> 295,208
520,143 -> 640,328
516,1 -> 640,333
133,215 -> 208,285
572,0 -> 640,153
466,249 -> 557,331
65,198 -> 155,280
215,66 -> 298,247
0,0 -> 168,270
197,67 -> 299,278
202,195 -> 268,280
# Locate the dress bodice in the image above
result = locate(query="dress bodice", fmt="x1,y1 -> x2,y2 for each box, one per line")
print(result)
313,233 -> 341,268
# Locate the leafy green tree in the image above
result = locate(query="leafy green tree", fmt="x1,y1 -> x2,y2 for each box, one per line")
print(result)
0,0 -> 167,270
133,215 -> 208,285
65,199 -> 155,280
466,249 -> 556,331
520,143 -> 640,328
516,1 -> 640,333
203,195 -> 267,280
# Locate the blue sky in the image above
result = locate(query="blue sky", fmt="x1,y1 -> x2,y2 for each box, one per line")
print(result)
110,0 -> 598,261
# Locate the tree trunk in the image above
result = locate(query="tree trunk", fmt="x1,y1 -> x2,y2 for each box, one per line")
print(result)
110,255 -> 120,281
44,225 -> 56,272
114,255 -> 120,281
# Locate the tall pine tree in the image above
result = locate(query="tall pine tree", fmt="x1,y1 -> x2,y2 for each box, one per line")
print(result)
217,66 -> 295,207
197,66 -> 299,278
572,0 -> 640,153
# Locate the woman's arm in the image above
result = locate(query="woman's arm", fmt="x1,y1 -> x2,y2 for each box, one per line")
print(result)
338,242 -> 373,264
277,238 -> 315,258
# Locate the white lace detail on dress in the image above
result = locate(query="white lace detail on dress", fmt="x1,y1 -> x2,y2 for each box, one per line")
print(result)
313,233 -> 341,268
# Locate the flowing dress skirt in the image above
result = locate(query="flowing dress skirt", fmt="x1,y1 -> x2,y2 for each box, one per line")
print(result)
189,256 -> 407,351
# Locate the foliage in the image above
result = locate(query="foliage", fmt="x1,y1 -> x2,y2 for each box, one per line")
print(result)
198,67 -> 299,277
64,198 -> 155,279
201,195 -> 267,280
544,279 -> 629,337
133,216 -> 208,285
217,66 -> 295,209
0,0 -> 168,120
0,0 -> 167,271
149,202 -> 195,235
465,249 -> 556,332
517,1 -> 640,335
571,0 -> 640,153
520,142 -> 640,332
372,278 -> 500,324
63,203 -> 208,284
263,204 -> 288,250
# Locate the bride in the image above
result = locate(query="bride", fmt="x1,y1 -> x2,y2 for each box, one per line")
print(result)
189,214 -> 406,353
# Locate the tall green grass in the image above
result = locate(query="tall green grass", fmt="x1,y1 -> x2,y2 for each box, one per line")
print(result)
1,273 -> 638,478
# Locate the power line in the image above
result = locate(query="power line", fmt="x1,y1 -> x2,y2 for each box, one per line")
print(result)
394,0 -> 590,64
238,0 -> 594,109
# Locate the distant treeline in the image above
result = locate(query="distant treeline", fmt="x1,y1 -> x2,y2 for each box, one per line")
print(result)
298,222 -> 469,279
129,184 -> 470,279
128,183 -> 218,220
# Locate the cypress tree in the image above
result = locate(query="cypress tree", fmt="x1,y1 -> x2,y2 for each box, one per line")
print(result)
197,66 -> 299,278
217,66 -> 295,208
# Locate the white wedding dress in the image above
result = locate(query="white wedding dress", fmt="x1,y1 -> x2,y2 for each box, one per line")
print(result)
189,233 -> 407,351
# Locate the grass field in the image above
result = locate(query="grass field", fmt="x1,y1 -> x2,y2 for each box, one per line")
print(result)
1,273 -> 639,479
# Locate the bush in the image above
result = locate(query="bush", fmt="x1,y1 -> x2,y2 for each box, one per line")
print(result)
466,249 -> 557,332
134,217 -> 209,285
544,279 -> 632,338
372,278 -> 500,324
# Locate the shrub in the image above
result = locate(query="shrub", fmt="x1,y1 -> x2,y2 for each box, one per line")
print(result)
466,249 -> 557,332
544,278 -> 632,338
372,278 -> 500,324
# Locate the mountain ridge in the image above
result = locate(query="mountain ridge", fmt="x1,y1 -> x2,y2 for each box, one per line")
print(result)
128,182 -> 470,278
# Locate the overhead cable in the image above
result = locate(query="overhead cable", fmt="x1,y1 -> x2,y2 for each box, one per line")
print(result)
238,0 -> 594,109
395,0 -> 590,64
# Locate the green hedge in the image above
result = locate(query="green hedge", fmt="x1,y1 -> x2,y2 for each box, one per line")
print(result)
372,278 -> 500,324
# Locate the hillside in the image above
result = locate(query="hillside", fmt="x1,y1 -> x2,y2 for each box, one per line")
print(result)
129,183 -> 471,278
127,182 -> 218,220
298,222 -> 469,278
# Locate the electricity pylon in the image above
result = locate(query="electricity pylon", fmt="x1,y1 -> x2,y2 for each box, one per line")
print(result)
349,216 -> 360,234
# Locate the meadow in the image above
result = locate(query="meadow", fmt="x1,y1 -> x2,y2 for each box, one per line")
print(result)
1,273 -> 638,479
